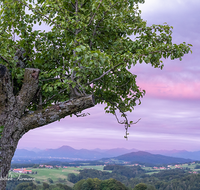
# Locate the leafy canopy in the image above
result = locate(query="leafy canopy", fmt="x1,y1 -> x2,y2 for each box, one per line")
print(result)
0,0 -> 192,137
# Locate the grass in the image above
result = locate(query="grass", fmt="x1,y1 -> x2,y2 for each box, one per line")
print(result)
145,171 -> 160,175
79,165 -> 104,171
29,167 -> 80,180
9,167 -> 81,187
9,165 -> 112,187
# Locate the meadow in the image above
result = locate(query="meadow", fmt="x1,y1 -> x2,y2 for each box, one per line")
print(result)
8,165 -> 107,187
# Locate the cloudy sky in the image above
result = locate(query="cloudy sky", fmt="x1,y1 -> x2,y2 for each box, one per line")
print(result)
17,0 -> 200,151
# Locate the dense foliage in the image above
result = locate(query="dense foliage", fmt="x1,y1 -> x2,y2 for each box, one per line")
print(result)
194,165 -> 200,169
104,165 -> 145,178
6,175 -> 37,190
68,165 -> 146,184
73,178 -> 129,190
68,165 -> 200,190
7,181 -> 73,190
0,0 -> 192,136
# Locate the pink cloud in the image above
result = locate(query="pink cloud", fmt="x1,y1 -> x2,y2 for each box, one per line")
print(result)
137,80 -> 200,99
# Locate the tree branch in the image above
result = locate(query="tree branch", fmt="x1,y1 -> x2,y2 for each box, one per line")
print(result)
89,1 -> 122,48
87,61 -> 125,85
16,68 -> 40,117
0,65 -> 15,116
55,0 -> 65,15
16,0 -> 74,34
42,87 -> 69,105
20,94 -> 95,131
96,95 -> 141,138
0,55 -> 9,64
87,0 -> 102,27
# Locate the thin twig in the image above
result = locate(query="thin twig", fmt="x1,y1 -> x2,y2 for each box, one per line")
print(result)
75,112 -> 90,117
42,88 -> 69,105
41,78 -> 63,82
71,2 -> 75,9
97,95 -> 141,138
0,54 -> 9,64
116,80 -> 130,88
87,61 -> 125,85
55,0 -> 65,15
87,0 -> 102,27
16,0 -> 74,34
77,82 -> 87,95
89,1 -> 122,48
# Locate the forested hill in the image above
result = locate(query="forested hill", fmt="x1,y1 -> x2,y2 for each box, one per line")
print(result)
102,151 -> 192,165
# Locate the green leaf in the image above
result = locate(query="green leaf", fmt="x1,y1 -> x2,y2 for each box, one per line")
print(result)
0,0 -> 192,139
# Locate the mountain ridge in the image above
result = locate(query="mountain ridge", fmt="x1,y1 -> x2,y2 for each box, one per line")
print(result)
14,145 -> 200,161
111,151 -> 192,165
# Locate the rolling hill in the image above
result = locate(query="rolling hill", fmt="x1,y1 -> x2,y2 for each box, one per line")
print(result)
101,151 -> 192,165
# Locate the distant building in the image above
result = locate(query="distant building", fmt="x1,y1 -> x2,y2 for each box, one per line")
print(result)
159,167 -> 166,170
39,164 -> 53,169
45,165 -> 53,169
13,169 -> 22,173
13,168 -> 32,174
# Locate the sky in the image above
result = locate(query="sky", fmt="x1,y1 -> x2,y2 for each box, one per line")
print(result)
17,0 -> 200,151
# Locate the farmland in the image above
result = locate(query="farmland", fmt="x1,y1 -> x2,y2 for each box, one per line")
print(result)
8,162 -> 200,188
9,165 -> 108,187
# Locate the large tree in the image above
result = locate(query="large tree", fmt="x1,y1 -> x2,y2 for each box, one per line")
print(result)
0,0 -> 191,189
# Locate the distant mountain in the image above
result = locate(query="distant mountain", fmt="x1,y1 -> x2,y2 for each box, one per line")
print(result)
148,150 -> 200,161
148,149 -> 188,156
14,149 -> 38,159
25,145 -> 104,160
30,147 -> 43,153
92,148 -> 138,155
13,146 -> 199,163
13,145 -> 137,160
104,148 -> 138,157
102,151 -> 192,165
92,148 -> 109,153
92,148 -> 138,157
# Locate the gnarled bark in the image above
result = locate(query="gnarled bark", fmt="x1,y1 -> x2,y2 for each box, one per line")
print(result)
16,68 -> 40,117
0,64 -> 95,190
21,94 -> 95,131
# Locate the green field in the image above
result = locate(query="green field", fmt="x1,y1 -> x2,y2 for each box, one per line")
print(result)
9,165 -> 111,187
79,165 -> 104,170
145,171 -> 160,175
140,162 -> 200,175
9,167 -> 82,187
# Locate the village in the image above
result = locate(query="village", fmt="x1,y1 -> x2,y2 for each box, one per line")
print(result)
11,164 -> 70,174
10,161 -> 200,175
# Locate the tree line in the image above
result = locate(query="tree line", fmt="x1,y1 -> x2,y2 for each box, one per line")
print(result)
67,165 -> 200,190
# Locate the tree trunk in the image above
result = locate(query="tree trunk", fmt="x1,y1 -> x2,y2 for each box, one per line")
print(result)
0,65 -> 95,189
0,114 -> 23,189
